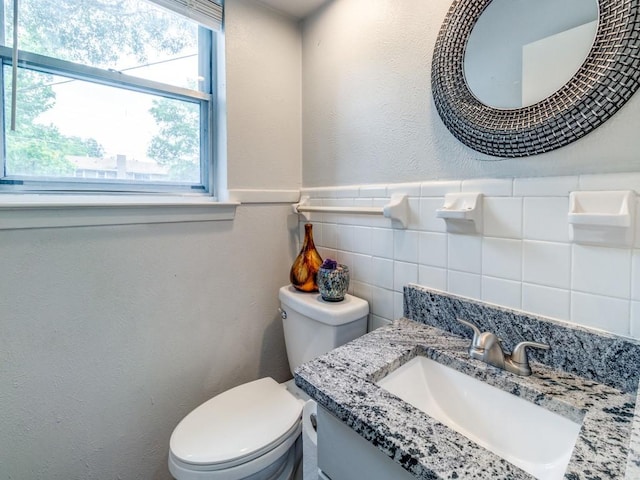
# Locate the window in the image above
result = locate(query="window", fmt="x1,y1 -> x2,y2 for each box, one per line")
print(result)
0,0 -> 222,195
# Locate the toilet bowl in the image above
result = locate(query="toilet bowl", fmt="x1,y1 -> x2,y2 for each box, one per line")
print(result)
168,285 -> 369,480
169,378 -> 303,480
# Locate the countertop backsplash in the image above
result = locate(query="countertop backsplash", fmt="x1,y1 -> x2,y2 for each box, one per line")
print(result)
404,284 -> 640,393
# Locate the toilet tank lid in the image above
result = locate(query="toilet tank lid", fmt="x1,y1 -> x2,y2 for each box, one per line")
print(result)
169,378 -> 303,466
279,285 -> 369,326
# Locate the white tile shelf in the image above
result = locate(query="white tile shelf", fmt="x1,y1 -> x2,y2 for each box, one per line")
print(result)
568,190 -> 635,247
436,192 -> 483,234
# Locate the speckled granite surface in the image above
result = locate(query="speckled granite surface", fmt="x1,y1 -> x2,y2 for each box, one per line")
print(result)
295,286 -> 640,479
404,285 -> 640,394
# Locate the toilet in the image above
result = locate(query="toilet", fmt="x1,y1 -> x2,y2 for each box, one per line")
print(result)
168,285 -> 369,480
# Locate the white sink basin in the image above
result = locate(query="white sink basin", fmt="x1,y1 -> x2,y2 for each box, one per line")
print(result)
377,356 -> 582,480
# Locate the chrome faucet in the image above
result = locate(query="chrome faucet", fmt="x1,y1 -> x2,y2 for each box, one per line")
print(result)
457,318 -> 549,376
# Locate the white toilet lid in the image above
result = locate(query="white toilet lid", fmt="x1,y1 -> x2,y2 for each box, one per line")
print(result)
170,377 -> 303,467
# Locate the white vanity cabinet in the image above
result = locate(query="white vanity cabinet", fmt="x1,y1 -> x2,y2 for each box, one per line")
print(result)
316,406 -> 415,480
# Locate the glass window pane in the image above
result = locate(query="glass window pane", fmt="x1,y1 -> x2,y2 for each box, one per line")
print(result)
4,0 -> 205,91
4,66 -> 202,184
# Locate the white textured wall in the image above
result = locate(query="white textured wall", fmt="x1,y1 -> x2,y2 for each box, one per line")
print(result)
0,2 -> 302,479
301,0 -> 640,187
0,207 -> 297,480
226,0 -> 302,190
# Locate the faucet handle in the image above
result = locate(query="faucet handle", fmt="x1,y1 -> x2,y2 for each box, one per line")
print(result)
510,341 -> 550,365
457,317 -> 481,335
457,318 -> 483,351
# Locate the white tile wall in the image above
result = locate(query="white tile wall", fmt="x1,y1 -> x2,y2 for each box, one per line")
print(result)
513,176 -> 578,197
371,257 -> 394,290
394,230 -> 419,263
632,251 -> 640,301
394,261 -> 418,292
418,265 -> 447,291
388,182 -> 422,197
300,174 -> 640,338
523,241 -> 571,289
523,198 -> 571,242
421,180 -> 461,197
418,232 -> 447,268
482,238 -> 522,281
483,197 -> 523,238
419,198 -> 448,232
578,172 -> 640,192
482,276 -> 522,310
322,222 -> 337,249
448,234 -> 482,274
371,286 -> 394,320
572,245 -> 631,298
371,227 -> 394,258
393,291 -> 404,320
352,226 -> 373,256
352,254 -> 372,283
571,292 -> 630,335
522,283 -> 571,320
448,271 -> 482,298
631,301 -> 640,338
359,185 -> 387,198
462,178 -> 513,196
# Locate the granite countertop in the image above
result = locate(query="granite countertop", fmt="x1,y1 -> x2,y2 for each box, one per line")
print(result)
295,317 -> 640,479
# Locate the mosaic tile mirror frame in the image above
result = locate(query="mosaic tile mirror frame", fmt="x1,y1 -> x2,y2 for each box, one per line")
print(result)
431,0 -> 640,158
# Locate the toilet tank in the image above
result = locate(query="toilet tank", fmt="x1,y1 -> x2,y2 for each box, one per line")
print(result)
279,285 -> 369,375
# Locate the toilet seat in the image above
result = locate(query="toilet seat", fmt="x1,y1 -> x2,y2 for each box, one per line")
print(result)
169,424 -> 301,479
169,377 -> 304,479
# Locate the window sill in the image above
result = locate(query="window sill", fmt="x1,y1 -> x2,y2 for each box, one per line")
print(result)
0,194 -> 238,230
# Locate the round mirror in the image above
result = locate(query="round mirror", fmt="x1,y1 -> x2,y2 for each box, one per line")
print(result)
431,0 -> 640,157
464,0 -> 598,109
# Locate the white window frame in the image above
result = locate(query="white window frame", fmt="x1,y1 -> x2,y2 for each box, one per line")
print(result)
0,42 -> 214,194
0,0 -> 235,229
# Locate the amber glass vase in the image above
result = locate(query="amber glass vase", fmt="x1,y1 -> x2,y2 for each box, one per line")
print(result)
290,223 -> 323,292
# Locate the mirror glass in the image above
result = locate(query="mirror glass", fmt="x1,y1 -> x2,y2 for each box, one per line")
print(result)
463,0 -> 598,109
